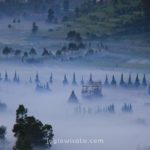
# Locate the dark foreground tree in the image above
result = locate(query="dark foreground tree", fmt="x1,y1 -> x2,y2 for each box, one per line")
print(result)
0,126 -> 6,140
13,105 -> 54,150
0,125 -> 6,150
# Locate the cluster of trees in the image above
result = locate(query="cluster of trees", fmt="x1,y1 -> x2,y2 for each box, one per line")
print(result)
0,104 -> 54,150
122,103 -> 133,113
74,103 -> 133,114
1,46 -> 54,59
12,105 -> 54,150
63,31 -> 85,51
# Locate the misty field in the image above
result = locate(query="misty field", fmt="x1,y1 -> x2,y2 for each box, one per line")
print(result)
0,63 -> 150,150
0,14 -> 150,150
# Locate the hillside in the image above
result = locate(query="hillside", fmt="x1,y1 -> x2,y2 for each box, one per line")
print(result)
62,0 -> 150,40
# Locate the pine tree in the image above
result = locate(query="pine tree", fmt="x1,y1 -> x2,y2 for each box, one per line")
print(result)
120,73 -> 125,86
111,75 -> 117,86
134,74 -> 140,87
63,74 -> 68,85
128,74 -> 132,86
104,74 -> 109,85
72,73 -> 77,85
142,74 -> 147,86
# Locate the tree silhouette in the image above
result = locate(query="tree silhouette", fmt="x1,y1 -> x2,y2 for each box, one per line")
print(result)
72,73 -> 77,85
134,74 -> 140,87
29,48 -> 37,58
120,73 -> 125,86
0,126 -> 6,140
63,74 -> 68,85
47,9 -> 54,22
2,46 -> 12,57
4,71 -> 8,81
142,74 -> 147,86
32,22 -> 38,33
104,74 -> 109,85
89,74 -> 93,84
42,48 -> 50,56
14,50 -> 21,57
35,73 -> 40,84
13,105 -> 54,150
111,75 -> 117,86
128,74 -> 132,86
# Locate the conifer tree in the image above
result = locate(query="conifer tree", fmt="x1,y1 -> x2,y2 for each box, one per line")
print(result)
111,75 -> 117,86
142,74 -> 147,86
104,74 -> 109,85
128,74 -> 132,86
134,74 -> 140,87
63,74 -> 68,85
72,73 -> 77,85
120,73 -> 125,86
81,76 -> 84,85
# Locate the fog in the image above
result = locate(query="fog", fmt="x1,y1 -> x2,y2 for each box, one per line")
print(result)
0,62 -> 150,150
0,8 -> 150,150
